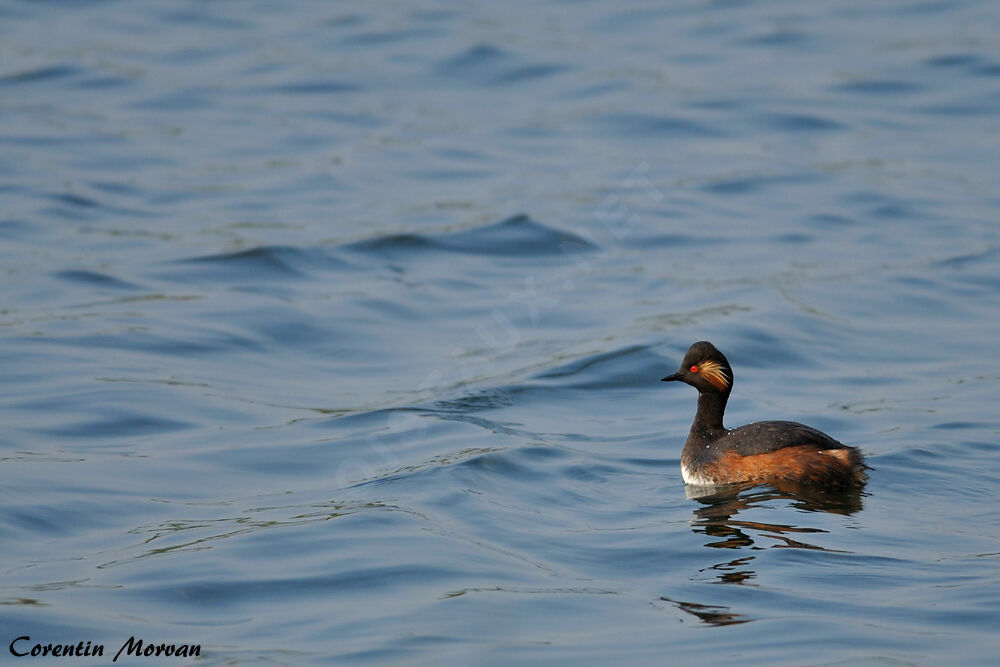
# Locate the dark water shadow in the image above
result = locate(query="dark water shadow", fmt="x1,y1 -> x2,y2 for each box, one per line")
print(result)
659,597 -> 750,626
663,481 -> 866,626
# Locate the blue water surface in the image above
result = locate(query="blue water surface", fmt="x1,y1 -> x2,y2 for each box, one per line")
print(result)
2,1 -> 999,664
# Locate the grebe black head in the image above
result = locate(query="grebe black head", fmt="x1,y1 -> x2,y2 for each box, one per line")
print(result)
662,341 -> 866,489
661,340 -> 733,396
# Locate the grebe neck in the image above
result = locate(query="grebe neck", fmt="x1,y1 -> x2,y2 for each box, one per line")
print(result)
691,391 -> 728,437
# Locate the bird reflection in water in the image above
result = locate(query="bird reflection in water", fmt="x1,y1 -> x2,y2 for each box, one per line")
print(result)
690,479 -> 864,551
663,480 -> 865,626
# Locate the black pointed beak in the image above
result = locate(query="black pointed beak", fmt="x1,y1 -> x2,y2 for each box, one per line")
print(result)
661,371 -> 684,382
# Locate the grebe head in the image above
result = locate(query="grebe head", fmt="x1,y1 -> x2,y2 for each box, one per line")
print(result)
661,341 -> 733,395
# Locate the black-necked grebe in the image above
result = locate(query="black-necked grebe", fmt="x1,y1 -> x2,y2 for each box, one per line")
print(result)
662,341 -> 866,488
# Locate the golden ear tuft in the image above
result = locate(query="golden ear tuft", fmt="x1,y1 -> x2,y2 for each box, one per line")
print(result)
698,359 -> 730,391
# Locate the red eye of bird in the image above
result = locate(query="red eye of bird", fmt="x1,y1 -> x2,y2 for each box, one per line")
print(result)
690,365 -> 699,373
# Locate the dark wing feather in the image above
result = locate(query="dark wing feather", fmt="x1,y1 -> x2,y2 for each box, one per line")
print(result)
719,420 -> 848,457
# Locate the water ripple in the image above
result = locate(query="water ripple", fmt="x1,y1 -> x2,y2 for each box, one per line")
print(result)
171,246 -> 352,281
437,44 -> 569,86
0,64 -> 81,85
346,214 -> 597,258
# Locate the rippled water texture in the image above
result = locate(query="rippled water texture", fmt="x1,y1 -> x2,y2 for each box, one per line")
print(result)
2,1 -> 999,664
